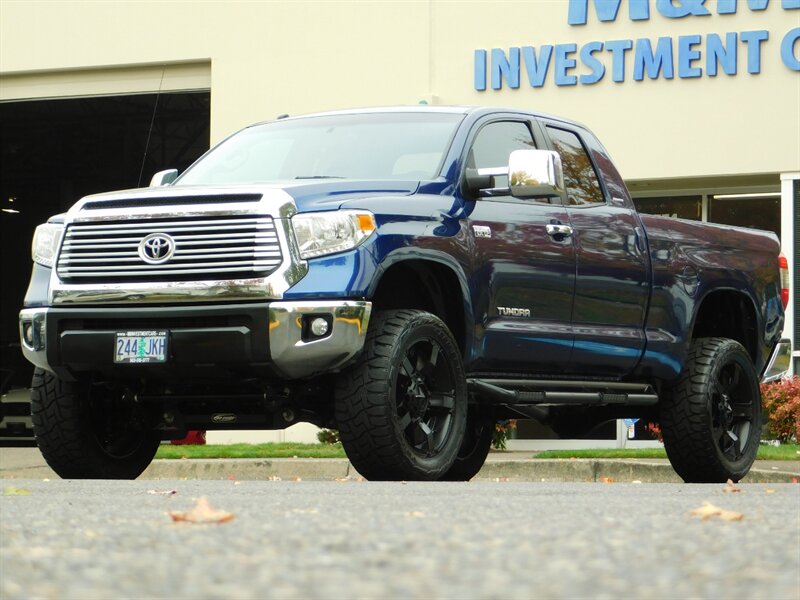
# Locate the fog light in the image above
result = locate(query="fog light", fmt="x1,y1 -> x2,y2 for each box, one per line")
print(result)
22,323 -> 33,345
310,317 -> 330,337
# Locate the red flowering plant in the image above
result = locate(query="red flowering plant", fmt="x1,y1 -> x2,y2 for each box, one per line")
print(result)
492,419 -> 517,450
760,376 -> 800,443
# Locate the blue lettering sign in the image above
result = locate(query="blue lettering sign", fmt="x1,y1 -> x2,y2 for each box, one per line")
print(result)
656,0 -> 711,18
782,27 -> 800,70
706,32 -> 738,75
740,30 -> 769,73
678,34 -> 703,77
718,0 -> 770,14
606,39 -> 634,81
474,49 -> 487,91
634,37 -> 675,79
568,0 -> 651,25
554,43 -> 579,85
523,45 -> 553,87
580,41 -> 607,84
491,48 -> 520,90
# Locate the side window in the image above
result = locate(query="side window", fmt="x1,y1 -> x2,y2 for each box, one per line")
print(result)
546,126 -> 606,206
468,121 -> 536,189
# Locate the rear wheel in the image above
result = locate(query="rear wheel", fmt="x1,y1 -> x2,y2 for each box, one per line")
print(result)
659,338 -> 762,483
335,310 -> 467,481
31,368 -> 160,479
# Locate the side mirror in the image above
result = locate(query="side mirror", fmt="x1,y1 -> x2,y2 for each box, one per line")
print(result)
149,169 -> 179,187
509,150 -> 564,199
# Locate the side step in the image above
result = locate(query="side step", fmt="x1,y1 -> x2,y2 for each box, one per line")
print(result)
468,378 -> 659,407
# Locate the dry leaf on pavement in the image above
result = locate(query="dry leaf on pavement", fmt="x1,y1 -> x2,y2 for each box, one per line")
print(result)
722,479 -> 742,493
147,489 -> 177,496
406,511 -> 425,518
169,496 -> 234,524
3,487 -> 30,496
600,477 -> 616,484
689,501 -> 744,522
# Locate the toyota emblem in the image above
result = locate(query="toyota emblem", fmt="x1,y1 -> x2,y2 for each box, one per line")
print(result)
138,233 -> 175,264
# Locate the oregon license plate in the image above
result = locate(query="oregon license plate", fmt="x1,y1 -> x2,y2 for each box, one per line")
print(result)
114,331 -> 168,364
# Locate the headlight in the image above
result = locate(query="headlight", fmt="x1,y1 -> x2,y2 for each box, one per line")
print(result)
291,210 -> 376,259
32,223 -> 64,267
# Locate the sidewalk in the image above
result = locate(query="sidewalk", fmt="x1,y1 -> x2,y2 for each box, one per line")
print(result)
2,448 -> 798,483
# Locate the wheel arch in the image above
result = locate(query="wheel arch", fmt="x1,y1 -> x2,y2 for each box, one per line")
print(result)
690,288 -> 759,363
368,253 -> 471,356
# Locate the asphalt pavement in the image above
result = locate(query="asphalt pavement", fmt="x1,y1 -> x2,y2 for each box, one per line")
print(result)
1,479 -> 798,599
1,447 -> 798,483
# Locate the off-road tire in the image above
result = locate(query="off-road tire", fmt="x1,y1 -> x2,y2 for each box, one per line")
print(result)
31,368 -> 160,479
660,337 -> 762,483
335,310 -> 467,481
440,407 -> 494,481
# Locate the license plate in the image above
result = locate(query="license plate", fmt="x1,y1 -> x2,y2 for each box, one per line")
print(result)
114,331 -> 168,364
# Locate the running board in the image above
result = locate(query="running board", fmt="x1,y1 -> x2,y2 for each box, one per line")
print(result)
468,378 -> 659,407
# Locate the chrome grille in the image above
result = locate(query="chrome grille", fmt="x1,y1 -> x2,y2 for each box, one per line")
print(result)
56,216 -> 282,282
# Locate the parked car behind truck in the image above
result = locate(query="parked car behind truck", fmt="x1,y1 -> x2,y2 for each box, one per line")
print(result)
19,106 -> 791,482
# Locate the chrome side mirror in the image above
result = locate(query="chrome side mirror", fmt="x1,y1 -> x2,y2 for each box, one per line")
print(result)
509,150 -> 564,199
149,169 -> 179,187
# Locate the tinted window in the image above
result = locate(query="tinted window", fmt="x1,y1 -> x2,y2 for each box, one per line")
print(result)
467,121 -> 536,189
547,127 -> 605,206
177,112 -> 463,184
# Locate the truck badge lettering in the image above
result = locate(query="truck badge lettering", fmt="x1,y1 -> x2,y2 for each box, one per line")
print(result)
497,307 -> 531,317
473,225 -> 492,238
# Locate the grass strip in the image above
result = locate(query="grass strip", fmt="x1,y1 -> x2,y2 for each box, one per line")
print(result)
534,444 -> 799,461
156,442 -> 346,460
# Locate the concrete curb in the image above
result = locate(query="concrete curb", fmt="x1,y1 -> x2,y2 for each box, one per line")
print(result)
3,457 -> 798,483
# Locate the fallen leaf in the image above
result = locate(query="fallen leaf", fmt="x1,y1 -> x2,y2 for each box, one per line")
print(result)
169,496 -> 234,524
723,479 -> 742,493
292,477 -> 302,482
765,489 -> 776,494
3,487 -> 30,496
792,477 -> 798,484
631,480 -> 643,484
226,475 -> 235,481
406,511 -> 425,518
494,477 -> 510,482
689,501 -> 744,522
600,477 -> 616,484
147,489 -> 177,496
268,476 -> 282,481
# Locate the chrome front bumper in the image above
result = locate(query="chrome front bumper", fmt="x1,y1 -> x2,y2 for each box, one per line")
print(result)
268,300 -> 372,379
761,338 -> 791,383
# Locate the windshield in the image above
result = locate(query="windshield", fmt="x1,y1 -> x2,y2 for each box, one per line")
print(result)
175,112 -> 463,185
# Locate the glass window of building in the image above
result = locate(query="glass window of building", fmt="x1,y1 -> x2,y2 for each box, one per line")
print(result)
708,195 -> 781,239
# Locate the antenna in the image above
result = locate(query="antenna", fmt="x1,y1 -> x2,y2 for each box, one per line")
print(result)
137,66 -> 167,187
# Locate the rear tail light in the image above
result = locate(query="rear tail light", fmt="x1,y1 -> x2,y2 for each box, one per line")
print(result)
778,254 -> 789,310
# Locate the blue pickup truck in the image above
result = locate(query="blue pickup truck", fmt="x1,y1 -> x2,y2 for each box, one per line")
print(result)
19,106 -> 790,482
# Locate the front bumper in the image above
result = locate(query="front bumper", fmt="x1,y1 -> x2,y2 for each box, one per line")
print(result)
19,300 -> 371,381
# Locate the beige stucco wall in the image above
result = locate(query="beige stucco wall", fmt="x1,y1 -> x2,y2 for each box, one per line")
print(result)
1,0 -> 798,181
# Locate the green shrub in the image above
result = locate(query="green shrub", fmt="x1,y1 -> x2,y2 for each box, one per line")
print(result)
760,377 -> 800,443
317,428 -> 341,445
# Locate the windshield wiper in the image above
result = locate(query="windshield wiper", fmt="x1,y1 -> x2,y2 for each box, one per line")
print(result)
294,175 -> 345,179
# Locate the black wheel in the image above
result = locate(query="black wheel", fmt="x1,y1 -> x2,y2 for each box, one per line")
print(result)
659,338 -> 762,483
335,310 -> 467,481
31,368 -> 160,479
440,407 -> 494,481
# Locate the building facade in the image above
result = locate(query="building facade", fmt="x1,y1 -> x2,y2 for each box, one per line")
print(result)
1,0 -> 798,442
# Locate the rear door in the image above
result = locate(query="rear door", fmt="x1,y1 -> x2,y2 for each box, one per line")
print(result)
461,117 -> 576,374
541,122 -> 649,376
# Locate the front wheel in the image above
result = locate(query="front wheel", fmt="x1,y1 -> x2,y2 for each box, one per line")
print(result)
31,368 -> 160,479
659,338 -> 762,483
335,310 -> 467,481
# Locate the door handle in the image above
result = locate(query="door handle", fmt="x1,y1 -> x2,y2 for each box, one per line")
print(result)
546,224 -> 573,238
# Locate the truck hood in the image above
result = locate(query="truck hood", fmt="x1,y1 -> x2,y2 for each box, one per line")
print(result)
70,180 -> 420,216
